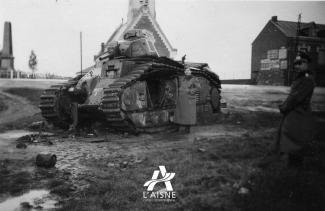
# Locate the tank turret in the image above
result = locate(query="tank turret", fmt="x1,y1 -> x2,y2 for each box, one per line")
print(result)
97,29 -> 158,63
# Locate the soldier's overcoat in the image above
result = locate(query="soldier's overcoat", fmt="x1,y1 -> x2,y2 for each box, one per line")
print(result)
174,76 -> 199,125
279,73 -> 316,153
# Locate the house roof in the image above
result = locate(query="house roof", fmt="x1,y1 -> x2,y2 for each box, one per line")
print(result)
271,20 -> 325,37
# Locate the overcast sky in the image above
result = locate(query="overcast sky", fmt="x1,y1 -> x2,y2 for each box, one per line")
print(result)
1,0 -> 325,79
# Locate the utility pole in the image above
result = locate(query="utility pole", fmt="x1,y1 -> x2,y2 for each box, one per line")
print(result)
80,31 -> 83,76
295,14 -> 302,55
288,13 -> 302,85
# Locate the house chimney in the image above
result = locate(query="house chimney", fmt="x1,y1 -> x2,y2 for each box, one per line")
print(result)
271,16 -> 278,22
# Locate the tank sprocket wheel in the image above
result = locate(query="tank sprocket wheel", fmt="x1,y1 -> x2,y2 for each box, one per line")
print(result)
39,85 -> 73,129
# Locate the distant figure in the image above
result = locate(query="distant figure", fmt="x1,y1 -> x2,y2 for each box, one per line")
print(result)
181,54 -> 186,65
278,51 -> 316,167
174,68 -> 200,133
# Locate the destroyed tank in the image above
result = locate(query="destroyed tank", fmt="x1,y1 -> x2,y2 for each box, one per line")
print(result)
39,29 -> 222,133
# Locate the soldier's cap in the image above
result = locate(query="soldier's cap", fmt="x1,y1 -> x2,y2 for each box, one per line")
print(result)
294,51 -> 311,65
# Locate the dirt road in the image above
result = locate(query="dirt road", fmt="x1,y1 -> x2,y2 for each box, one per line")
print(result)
0,90 -> 39,125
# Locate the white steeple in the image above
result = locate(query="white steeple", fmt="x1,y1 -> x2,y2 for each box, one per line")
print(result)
127,0 -> 156,21
100,0 -> 177,59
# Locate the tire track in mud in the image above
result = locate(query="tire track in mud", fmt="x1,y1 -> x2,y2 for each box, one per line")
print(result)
0,89 -> 39,125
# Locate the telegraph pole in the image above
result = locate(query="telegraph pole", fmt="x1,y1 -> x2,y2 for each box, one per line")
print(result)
295,14 -> 302,55
288,13 -> 302,85
80,31 -> 83,76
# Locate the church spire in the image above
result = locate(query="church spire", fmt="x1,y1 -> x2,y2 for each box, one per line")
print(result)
127,0 -> 156,21
102,0 -> 177,59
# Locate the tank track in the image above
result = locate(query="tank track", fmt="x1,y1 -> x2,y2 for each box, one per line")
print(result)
39,78 -> 79,128
100,59 -> 220,133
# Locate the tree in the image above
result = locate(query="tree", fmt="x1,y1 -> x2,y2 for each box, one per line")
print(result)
28,50 -> 38,78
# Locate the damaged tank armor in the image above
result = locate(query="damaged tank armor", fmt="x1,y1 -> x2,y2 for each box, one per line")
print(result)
39,29 -> 222,133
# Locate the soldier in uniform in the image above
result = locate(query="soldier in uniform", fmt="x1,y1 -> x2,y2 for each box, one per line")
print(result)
174,68 -> 200,133
277,51 -> 317,167
68,81 -> 89,133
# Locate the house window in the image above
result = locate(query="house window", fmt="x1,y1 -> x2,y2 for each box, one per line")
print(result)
318,49 -> 325,65
267,49 -> 279,59
298,44 -> 310,52
279,47 -> 287,59
261,59 -> 271,70
280,60 -> 288,69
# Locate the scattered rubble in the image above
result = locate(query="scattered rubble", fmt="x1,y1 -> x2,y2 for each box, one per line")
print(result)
16,142 -> 27,149
28,121 -> 45,130
238,187 -> 249,195
120,161 -> 128,168
36,154 -> 57,168
107,163 -> 115,167
20,202 -> 33,209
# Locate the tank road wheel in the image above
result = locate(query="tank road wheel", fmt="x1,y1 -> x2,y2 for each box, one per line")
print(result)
39,86 -> 72,129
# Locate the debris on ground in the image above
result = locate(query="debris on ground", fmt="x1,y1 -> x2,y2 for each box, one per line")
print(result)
16,133 -> 54,144
20,202 -> 33,209
28,121 -> 45,130
35,154 -> 57,168
16,134 -> 34,142
107,163 -> 115,167
198,148 -> 206,153
120,161 -> 128,168
16,142 -> 27,149
86,133 -> 96,138
134,157 -> 146,164
238,187 -> 250,195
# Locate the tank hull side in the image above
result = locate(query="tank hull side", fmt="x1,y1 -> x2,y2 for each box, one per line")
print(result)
100,57 -> 222,133
39,57 -> 222,133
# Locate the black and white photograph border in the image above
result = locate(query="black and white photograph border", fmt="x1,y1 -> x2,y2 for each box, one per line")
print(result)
0,0 -> 325,210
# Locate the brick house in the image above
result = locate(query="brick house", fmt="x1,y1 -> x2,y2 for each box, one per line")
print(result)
96,0 -> 177,59
251,16 -> 325,86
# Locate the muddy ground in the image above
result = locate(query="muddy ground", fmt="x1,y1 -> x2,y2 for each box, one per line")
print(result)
0,79 -> 325,211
